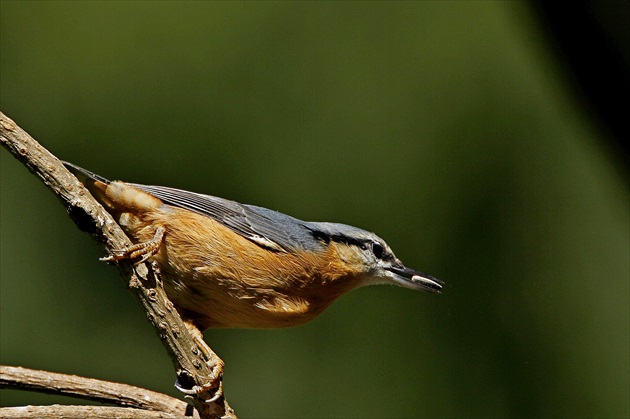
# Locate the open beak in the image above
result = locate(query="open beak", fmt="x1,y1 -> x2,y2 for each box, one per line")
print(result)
386,264 -> 444,293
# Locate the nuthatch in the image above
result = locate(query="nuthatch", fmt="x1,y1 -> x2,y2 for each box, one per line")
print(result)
64,162 -> 442,330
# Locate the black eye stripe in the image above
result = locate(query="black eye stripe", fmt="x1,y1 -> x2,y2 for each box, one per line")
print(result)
313,232 -> 390,260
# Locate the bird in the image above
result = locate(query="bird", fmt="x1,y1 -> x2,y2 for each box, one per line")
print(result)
63,161 -> 443,331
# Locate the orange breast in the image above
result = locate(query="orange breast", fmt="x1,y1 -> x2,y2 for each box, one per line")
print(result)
126,205 -> 362,329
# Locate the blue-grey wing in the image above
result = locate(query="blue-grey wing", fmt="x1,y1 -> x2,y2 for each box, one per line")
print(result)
130,183 -> 321,253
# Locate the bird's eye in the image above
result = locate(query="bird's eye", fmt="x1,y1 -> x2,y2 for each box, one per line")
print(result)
372,242 -> 384,259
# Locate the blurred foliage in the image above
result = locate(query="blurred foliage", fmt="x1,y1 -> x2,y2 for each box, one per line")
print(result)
1,1 -> 627,418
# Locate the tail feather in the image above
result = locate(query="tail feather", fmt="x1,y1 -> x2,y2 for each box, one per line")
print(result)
63,161 -> 162,216
62,161 -> 111,184
63,161 -> 112,207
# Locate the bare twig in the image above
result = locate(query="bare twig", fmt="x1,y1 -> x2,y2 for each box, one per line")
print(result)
0,112 -> 236,419
0,366 -> 194,417
0,405 -> 188,419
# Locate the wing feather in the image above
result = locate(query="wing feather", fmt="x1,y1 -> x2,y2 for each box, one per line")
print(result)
130,184 -> 320,252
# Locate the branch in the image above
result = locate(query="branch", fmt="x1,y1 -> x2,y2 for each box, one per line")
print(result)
0,405 -> 188,419
0,112 -> 236,419
0,366 -> 194,417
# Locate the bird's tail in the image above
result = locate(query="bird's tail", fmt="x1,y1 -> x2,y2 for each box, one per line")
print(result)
62,161 -> 111,185
63,161 -> 115,209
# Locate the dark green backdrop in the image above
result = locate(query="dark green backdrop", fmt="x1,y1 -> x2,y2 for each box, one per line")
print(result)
1,2 -> 628,418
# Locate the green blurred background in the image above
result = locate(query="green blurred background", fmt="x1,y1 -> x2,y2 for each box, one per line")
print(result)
1,1 -> 628,418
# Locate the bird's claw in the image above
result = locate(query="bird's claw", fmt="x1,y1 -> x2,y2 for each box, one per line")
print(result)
175,373 -> 223,403
100,227 -> 165,264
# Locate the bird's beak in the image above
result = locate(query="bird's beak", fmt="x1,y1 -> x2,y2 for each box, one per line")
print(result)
386,264 -> 444,293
